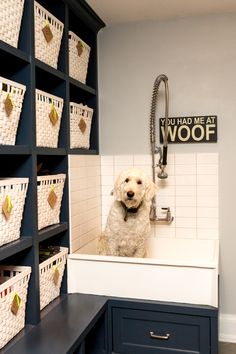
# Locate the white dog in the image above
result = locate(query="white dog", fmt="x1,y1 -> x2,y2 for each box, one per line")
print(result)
98,168 -> 157,258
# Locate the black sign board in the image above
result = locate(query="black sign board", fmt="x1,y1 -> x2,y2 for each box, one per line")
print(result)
159,115 -> 217,144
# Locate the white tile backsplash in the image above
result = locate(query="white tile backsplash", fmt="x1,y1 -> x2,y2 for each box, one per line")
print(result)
175,175 -> 196,186
100,152 -> 219,242
197,164 -> 218,175
176,186 -> 196,196
176,195 -> 197,207
114,155 -> 134,165
175,164 -> 196,175
197,174 -> 218,186
69,155 -> 101,253
69,152 -> 219,253
175,153 -> 196,165
196,153 -> 218,164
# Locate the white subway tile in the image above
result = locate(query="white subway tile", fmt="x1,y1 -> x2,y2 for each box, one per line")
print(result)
101,164 -> 114,176
157,186 -> 175,197
175,153 -> 196,165
176,186 -> 196,196
71,211 -> 87,228
175,164 -> 196,175
176,207 -> 196,218
176,196 -> 196,207
101,175 -> 114,186
155,225 -> 175,238
114,165 -> 132,177
197,207 -> 218,218
156,196 -> 175,207
133,165 -> 152,177
86,196 -> 101,209
102,204 -> 112,216
197,195 -> 218,207
114,155 -> 134,166
149,225 -> 156,238
197,228 -> 219,239
166,153 -> 175,165
87,176 -> 101,187
69,155 -> 86,168
197,175 -> 218,186
176,175 -> 196,186
176,228 -> 197,239
71,239 -> 80,253
133,154 -> 152,165
197,164 -> 218,175
175,217 -> 196,228
156,175 -> 175,187
102,215 -> 108,229
70,177 -> 87,192
101,155 -> 114,166
197,218 -> 218,229
70,167 -> 86,179
71,189 -> 87,203
102,196 -> 114,208
165,164 -> 175,176
85,155 -> 100,167
71,200 -> 87,215
86,165 -> 100,177
101,186 -> 114,196
197,153 -> 218,164
197,186 -> 218,196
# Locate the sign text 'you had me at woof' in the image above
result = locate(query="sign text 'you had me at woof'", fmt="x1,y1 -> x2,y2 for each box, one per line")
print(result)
159,115 -> 217,143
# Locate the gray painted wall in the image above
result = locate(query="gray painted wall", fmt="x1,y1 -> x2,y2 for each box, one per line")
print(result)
97,14 -> 236,316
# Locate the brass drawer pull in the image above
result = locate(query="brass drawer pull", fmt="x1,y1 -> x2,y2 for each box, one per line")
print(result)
150,331 -> 170,340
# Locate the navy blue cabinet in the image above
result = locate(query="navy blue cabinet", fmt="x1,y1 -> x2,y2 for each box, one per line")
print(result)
2,295 -> 218,354
109,299 -> 218,354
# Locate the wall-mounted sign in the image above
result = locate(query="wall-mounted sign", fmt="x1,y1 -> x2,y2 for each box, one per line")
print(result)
159,115 -> 217,144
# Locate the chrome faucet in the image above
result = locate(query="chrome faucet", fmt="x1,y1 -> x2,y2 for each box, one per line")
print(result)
156,207 -> 174,224
149,74 -> 173,222
150,74 -> 169,182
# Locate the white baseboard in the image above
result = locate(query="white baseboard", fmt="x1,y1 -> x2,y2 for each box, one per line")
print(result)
220,314 -> 236,343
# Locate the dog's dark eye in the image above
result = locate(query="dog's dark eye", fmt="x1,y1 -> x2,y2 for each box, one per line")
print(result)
137,180 -> 142,185
125,178 -> 129,183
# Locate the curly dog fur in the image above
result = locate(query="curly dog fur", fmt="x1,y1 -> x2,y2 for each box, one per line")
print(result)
98,168 -> 157,258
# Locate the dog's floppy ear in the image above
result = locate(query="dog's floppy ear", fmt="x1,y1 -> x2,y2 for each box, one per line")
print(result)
113,174 -> 122,201
145,180 -> 157,201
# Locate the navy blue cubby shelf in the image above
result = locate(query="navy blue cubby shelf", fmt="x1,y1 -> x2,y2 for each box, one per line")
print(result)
0,238 -> 33,262
0,0 -> 105,330
0,146 -> 31,155
38,223 -> 68,243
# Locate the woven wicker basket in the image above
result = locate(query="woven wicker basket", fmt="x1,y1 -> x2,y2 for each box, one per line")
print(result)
0,77 -> 26,145
39,247 -> 68,310
0,0 -> 25,48
37,174 -> 66,230
34,1 -> 64,69
69,31 -> 90,83
36,89 -> 64,148
0,266 -> 31,349
0,178 -> 28,248
70,102 -> 93,149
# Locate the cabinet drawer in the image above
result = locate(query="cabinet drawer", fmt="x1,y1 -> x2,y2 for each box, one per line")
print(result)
112,308 -> 210,354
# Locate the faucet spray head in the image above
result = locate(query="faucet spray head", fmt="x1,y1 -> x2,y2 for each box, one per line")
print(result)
157,166 -> 168,179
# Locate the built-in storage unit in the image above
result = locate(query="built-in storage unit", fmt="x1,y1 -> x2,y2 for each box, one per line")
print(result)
0,1 -> 104,348
3,295 -> 218,354
109,299 -> 218,354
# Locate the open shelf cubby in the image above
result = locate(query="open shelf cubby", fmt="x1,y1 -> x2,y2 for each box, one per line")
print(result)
0,0 -> 105,333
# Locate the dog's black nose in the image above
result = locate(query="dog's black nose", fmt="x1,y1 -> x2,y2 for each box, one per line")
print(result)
127,191 -> 134,199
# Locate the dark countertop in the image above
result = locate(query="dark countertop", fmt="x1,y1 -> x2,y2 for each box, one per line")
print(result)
3,294 -> 108,354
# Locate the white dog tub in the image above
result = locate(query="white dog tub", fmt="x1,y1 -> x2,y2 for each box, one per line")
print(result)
68,237 -> 219,307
